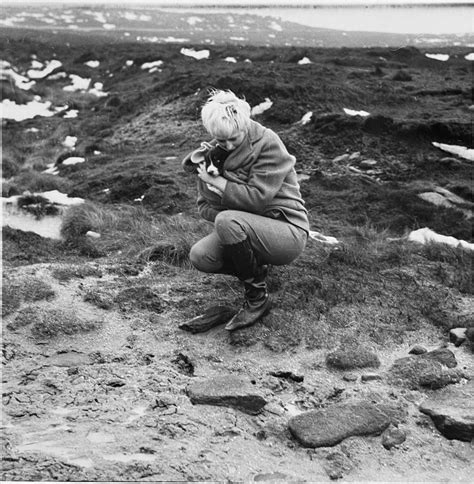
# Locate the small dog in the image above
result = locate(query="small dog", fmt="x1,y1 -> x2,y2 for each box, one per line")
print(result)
189,142 -> 230,176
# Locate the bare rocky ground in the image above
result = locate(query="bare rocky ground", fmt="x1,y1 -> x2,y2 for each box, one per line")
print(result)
2,15 -> 474,483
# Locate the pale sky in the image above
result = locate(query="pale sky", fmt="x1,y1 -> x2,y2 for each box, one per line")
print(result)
3,0 -> 473,5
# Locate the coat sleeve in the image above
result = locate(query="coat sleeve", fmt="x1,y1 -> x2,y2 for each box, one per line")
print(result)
221,131 -> 294,214
196,181 -> 227,222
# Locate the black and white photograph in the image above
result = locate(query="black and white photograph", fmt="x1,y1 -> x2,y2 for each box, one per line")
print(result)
1,0 -> 473,481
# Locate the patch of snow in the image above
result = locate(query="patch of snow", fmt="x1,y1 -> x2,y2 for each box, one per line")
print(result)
26,127 -> 39,133
425,53 -> 449,61
27,60 -> 62,79
103,24 -> 116,30
187,16 -> 203,26
180,48 -> 210,60
86,230 -> 101,238
432,142 -> 474,161
63,110 -> 78,118
244,59 -> 252,63
121,11 -> 151,22
89,82 -> 108,97
309,230 -> 340,245
63,74 -> 91,91
63,136 -> 77,148
84,60 -> 100,68
2,66 -> 36,90
408,227 -> 474,251
464,53 -> 474,61
48,71 -> 67,80
163,37 -> 189,43
298,57 -> 312,65
224,57 -> 237,63
125,60 -> 134,66
344,108 -> 370,117
41,190 -> 84,206
43,163 -> 59,175
251,98 -> 273,116
299,111 -> 313,125
62,156 -> 85,166
269,21 -> 283,32
1,99 -> 60,121
141,60 -> 163,70
94,151 -> 102,155
230,37 -> 246,41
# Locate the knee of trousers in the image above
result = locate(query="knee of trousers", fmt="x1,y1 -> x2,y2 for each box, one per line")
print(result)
214,210 -> 247,245
189,242 -> 220,273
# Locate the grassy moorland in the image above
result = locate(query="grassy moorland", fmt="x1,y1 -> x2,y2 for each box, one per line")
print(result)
1,25 -> 473,482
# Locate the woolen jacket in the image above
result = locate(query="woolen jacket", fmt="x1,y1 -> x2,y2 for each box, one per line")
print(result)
182,120 -> 310,233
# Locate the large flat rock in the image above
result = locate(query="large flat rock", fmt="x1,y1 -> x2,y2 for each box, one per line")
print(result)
288,401 -> 391,448
186,375 -> 267,415
419,380 -> 474,442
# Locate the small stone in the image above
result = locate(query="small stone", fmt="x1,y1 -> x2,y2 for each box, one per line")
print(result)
361,373 -> 383,382
382,424 -> 407,449
408,345 -> 427,355
187,375 -> 267,415
342,373 -> 358,382
419,380 -> 474,442
289,401 -> 391,448
86,231 -> 101,238
449,328 -> 467,347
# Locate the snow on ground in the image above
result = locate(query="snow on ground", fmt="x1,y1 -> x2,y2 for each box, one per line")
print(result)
84,60 -> 100,68
27,59 -> 62,79
251,98 -> 273,116
425,53 -> 449,61
63,74 -> 91,91
63,136 -> 77,148
432,142 -> 474,161
344,108 -> 370,117
1,98 -> 66,121
299,112 -> 313,125
141,60 -> 163,70
180,48 -> 210,60
62,157 -> 85,166
408,227 -> 474,251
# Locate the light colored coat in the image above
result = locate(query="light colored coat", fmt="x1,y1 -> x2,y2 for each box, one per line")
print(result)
183,120 -> 309,233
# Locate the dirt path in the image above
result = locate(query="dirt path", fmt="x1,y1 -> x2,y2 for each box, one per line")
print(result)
2,259 -> 473,482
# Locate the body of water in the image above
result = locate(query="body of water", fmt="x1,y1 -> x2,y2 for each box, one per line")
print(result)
163,5 -> 473,35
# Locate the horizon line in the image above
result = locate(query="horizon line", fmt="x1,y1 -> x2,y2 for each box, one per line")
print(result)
2,0 -> 473,6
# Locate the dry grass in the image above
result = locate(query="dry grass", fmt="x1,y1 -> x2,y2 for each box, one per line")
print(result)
60,201 -> 210,266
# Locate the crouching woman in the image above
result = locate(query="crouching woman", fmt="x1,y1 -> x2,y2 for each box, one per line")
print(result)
182,89 -> 309,331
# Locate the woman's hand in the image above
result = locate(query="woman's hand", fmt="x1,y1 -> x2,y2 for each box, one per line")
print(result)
197,163 -> 227,192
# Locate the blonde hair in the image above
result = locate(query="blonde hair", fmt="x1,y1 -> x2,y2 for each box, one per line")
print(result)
201,89 -> 251,138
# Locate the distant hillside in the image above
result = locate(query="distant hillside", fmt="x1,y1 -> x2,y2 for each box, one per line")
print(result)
1,5 -> 472,47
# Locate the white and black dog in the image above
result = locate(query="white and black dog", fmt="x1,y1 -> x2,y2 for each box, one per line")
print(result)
188,141 -> 229,176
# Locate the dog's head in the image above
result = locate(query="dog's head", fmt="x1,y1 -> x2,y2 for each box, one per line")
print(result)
189,143 -> 230,176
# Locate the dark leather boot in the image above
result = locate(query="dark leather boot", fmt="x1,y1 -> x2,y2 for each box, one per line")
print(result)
221,239 -> 271,331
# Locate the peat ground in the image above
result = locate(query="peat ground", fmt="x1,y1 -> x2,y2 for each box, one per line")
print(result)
1,28 -> 473,481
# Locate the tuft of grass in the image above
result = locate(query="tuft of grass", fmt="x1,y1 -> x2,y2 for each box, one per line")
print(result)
51,264 -> 103,282
22,277 -> 55,302
83,289 -> 114,310
2,281 -> 22,317
60,201 -> 210,266
12,171 -> 73,194
326,342 -> 381,370
7,306 -> 37,331
30,308 -> 103,338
